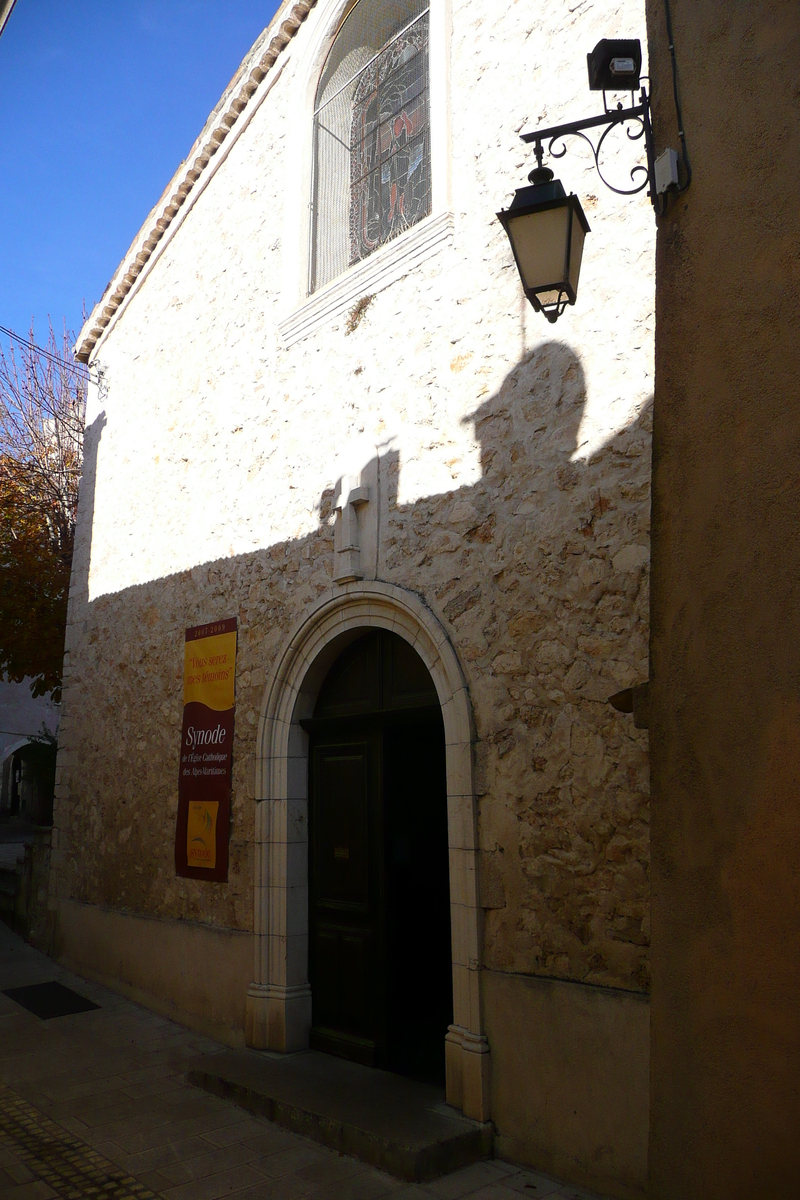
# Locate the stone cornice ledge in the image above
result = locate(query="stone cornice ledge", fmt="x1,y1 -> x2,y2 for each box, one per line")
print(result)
278,210 -> 455,348
75,0 -> 318,365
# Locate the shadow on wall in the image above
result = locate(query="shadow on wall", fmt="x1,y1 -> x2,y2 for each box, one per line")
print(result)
57,340 -> 652,991
73,410 -> 107,597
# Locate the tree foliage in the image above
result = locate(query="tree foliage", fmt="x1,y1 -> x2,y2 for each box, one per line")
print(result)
0,324 -> 87,700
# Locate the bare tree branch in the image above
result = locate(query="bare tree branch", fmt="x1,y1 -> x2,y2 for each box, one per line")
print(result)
0,320 -> 87,553
0,320 -> 87,698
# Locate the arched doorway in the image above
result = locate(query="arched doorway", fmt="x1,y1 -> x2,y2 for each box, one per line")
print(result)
249,582 -> 491,1122
303,629 -> 452,1083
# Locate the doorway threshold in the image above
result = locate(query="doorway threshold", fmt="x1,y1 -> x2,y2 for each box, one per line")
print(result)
187,1048 -> 493,1182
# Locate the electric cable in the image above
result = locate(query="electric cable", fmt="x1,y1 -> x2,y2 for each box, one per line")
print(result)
0,325 -> 91,382
0,729 -> 55,739
663,0 -> 691,190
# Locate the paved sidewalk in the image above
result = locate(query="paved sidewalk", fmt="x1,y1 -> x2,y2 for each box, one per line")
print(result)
0,923 -> 607,1200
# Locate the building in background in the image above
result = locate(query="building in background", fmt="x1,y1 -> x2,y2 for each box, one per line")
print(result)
54,1 -> 656,1197
0,677 -> 58,936
0,678 -> 58,795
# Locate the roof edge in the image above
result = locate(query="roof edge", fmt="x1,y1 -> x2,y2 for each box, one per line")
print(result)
75,0 -> 317,364
0,0 -> 17,38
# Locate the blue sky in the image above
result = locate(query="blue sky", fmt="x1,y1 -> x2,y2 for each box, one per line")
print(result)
0,1 -> 281,346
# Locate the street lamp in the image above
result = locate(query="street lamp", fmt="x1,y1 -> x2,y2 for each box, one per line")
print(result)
496,155 -> 590,323
498,38 -> 687,322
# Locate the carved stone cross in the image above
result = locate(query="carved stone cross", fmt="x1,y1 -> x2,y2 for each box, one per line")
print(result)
333,475 -> 370,583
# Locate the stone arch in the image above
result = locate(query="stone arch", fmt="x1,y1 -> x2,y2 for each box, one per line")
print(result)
246,580 -> 490,1120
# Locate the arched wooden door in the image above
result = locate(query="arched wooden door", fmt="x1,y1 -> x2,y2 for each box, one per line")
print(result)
303,629 -> 452,1083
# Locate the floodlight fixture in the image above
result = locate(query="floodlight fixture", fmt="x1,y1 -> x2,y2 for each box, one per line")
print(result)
587,38 -> 642,92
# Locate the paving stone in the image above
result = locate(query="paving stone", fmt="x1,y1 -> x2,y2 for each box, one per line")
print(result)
0,1161 -> 36,1185
0,1080 -> 163,1198
137,1168 -> 174,1193
426,1160 -> 516,1198
120,1078 -> 191,1102
550,1188 -> 606,1200
295,1151 -> 367,1184
45,1112 -> 90,1136
99,1117 -> 227,1155
223,1175 -> 317,1200
240,1127 -> 304,1158
50,1091 -> 156,1128
119,1066 -> 177,1087
157,1093 -> 228,1117
256,1143 -> 332,1179
156,1142 -> 261,1185
206,1115 -> 289,1148
6,1181 -> 60,1199
0,1144 -> 22,1167
0,923 -> 607,1200
39,1075 -> 127,1104
306,1167 -> 406,1200
116,1135 -> 216,1174
160,1160 -> 277,1200
500,1170 -> 565,1197
468,1185 -> 544,1200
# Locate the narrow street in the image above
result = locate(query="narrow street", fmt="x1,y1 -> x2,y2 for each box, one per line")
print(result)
0,923 -> 604,1200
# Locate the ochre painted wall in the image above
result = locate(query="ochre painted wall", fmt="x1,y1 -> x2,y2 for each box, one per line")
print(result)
647,2 -> 800,1195
485,970 -> 649,1199
55,900 -> 253,1047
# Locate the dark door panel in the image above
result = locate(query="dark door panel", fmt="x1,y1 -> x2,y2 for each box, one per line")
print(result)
308,631 -> 451,1083
310,924 -> 377,1064
313,747 -> 370,911
384,720 -> 452,1083
309,734 -> 383,1061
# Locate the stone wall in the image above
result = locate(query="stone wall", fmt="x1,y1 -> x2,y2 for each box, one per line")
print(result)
51,0 -> 654,1003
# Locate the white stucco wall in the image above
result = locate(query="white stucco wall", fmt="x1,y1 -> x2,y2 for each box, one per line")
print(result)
81,0 -> 653,603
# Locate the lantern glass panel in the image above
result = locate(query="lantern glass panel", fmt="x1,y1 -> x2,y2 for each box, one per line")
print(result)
506,203 -> 570,293
536,289 -> 565,308
568,204 -> 587,299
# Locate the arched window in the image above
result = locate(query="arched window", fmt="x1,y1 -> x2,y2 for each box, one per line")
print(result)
310,0 -> 431,294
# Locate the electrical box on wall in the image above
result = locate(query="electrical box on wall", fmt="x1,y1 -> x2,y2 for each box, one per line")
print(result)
655,148 -> 680,194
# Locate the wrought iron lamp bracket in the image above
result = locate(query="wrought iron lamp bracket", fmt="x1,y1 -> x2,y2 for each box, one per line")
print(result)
521,87 -> 658,210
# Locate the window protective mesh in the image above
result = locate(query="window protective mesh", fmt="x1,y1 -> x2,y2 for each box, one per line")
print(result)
310,0 -> 431,295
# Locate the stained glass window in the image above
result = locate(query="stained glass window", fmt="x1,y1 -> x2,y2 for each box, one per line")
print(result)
311,0 -> 431,294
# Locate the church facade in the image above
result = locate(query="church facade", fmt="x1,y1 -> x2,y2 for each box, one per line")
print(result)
55,2 -> 654,1195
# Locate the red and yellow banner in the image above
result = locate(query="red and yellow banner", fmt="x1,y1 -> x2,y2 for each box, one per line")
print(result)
174,617 -> 237,881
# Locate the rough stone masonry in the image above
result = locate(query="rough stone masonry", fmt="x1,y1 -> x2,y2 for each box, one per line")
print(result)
50,0 -> 653,1043
50,0 -> 652,993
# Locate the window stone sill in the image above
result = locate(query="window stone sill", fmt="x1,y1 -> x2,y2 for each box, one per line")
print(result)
278,210 -> 454,348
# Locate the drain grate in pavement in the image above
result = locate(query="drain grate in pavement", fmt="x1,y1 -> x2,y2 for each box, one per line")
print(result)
3,980 -> 100,1019
0,1082 -> 161,1199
